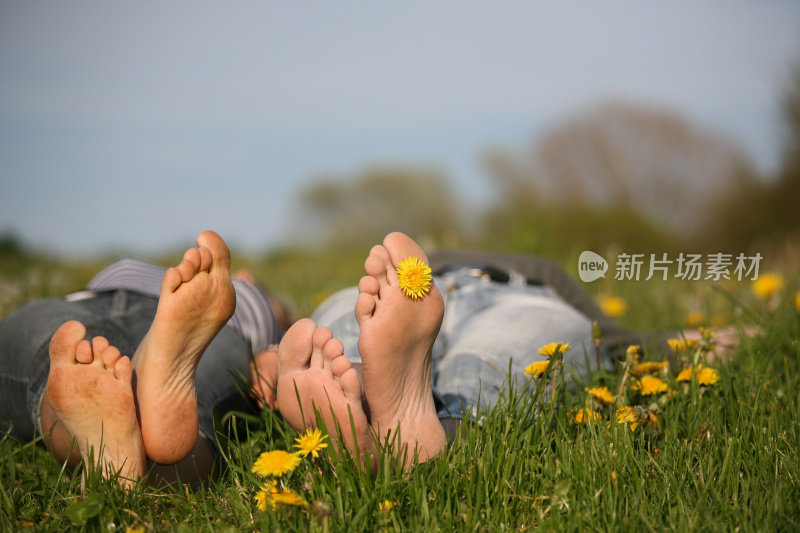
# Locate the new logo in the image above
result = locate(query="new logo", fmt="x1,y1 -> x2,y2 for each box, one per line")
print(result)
578,251 -> 608,282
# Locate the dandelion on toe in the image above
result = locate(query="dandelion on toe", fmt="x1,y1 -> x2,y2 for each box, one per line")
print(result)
396,256 -> 433,299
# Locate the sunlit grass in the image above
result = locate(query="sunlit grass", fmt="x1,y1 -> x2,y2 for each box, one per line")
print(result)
1,249 -> 799,531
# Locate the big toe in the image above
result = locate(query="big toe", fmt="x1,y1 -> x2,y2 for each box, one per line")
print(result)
279,318 -> 317,373
383,232 -> 429,265
196,230 -> 231,270
49,321 -> 87,366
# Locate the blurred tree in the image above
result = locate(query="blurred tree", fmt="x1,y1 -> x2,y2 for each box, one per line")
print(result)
482,148 -> 676,257
293,166 -> 463,250
483,101 -> 761,254
706,59 -> 800,252
0,233 -> 24,258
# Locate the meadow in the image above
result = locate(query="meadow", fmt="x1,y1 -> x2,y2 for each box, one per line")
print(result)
0,245 -> 798,532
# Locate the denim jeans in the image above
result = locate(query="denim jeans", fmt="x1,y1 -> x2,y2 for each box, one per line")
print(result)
0,290 -> 254,452
311,267 -> 605,421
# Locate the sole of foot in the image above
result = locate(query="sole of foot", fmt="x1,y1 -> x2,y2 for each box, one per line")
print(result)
45,320 -> 145,487
277,318 -> 376,468
355,232 -> 447,467
132,230 -> 235,464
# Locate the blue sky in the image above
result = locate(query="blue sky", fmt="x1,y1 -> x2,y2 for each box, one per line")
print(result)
1,2 -> 799,257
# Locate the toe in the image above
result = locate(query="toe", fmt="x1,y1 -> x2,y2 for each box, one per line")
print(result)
177,248 -> 202,281
364,245 -> 391,280
197,245 -> 213,272
279,318 -> 316,372
355,291 -> 377,325
383,232 -> 428,264
49,321 -> 87,366
339,367 -> 363,404
101,345 -> 123,369
358,275 -> 379,296
329,354 -> 353,378
161,266 -> 183,294
310,327 -> 333,369
322,337 -> 344,363
196,230 -> 231,271
114,356 -> 134,383
91,337 -> 110,362
75,339 -> 93,364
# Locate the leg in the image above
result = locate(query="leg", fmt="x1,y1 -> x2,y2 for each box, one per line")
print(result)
277,318 -> 375,469
42,321 -> 145,487
132,230 -> 236,464
356,232 -> 447,467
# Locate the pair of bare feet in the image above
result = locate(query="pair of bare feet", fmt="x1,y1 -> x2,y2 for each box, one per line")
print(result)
40,230 -> 235,487
274,232 -> 447,471
41,229 -> 446,488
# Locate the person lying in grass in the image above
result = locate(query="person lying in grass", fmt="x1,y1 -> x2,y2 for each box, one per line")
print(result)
0,230 -> 745,487
256,232 -> 750,472
0,230 -> 286,487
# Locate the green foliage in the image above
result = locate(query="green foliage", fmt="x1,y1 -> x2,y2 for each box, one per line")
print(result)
2,262 -> 800,531
294,167 -> 464,251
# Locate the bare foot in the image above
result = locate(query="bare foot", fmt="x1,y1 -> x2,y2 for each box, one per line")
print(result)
356,232 -> 447,467
132,230 -> 235,464
44,321 -> 145,487
277,319 -> 375,468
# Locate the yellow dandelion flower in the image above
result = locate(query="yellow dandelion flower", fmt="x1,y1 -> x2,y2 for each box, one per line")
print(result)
524,360 -> 550,377
538,342 -> 571,358
626,344 -> 641,358
598,294 -> 627,318
632,361 -> 669,376
616,406 -> 639,429
255,490 -> 268,511
676,367 -> 693,382
125,527 -> 145,533
631,375 -> 668,396
667,338 -> 699,352
271,488 -> 307,507
698,326 -> 716,340
574,407 -> 600,424
252,449 -> 302,477
697,367 -> 720,386
379,500 -> 395,512
684,310 -> 706,328
294,428 -> 328,458
255,481 -> 280,510
795,291 -> 800,314
752,273 -> 784,300
586,386 -> 614,404
396,256 -> 433,300
616,405 -> 655,430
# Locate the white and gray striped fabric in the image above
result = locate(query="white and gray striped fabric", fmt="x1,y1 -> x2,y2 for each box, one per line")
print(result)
84,258 -> 280,354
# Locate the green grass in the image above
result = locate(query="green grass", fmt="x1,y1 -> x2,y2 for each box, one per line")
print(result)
1,251 -> 799,531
